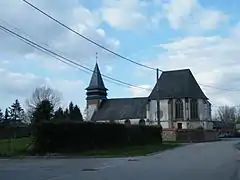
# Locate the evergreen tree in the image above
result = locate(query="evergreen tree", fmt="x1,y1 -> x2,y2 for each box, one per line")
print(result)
3,108 -> 10,127
32,100 -> 54,124
72,105 -> 83,121
9,99 -> 25,123
54,107 -> 65,120
64,108 -> 69,120
69,102 -> 74,119
0,109 -> 3,122
68,102 -> 83,121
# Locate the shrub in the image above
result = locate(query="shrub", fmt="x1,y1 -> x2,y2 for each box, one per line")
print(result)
33,121 -> 162,154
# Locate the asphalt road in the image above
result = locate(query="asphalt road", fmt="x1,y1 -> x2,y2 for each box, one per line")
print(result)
0,139 -> 240,180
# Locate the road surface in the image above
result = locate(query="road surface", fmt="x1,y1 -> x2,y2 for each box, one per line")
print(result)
0,139 -> 239,180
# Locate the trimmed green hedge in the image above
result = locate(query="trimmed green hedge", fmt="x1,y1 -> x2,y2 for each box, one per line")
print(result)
0,126 -> 31,140
33,121 -> 162,153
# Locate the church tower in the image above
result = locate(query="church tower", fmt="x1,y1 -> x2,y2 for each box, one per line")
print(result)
85,62 -> 108,121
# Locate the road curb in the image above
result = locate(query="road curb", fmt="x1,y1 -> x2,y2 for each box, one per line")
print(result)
0,143 -> 195,160
0,154 -> 138,160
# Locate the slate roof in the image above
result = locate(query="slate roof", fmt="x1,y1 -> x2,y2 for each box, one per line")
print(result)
149,69 -> 208,100
91,97 -> 148,121
86,63 -> 107,91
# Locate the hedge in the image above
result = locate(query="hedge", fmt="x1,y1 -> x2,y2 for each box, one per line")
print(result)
33,121 -> 162,153
0,126 -> 31,140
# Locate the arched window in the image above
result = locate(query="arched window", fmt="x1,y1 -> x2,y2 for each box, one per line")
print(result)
168,99 -> 173,120
190,99 -> 198,119
139,119 -> 146,126
175,99 -> 183,119
124,119 -> 131,126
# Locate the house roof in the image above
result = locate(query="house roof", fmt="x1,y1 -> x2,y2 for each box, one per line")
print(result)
149,69 -> 208,100
86,63 -> 107,91
91,97 -> 148,121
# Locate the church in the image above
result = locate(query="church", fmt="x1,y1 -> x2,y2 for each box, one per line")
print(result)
85,63 -> 213,129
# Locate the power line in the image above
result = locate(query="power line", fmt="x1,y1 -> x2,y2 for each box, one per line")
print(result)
22,0 -> 157,71
21,0 -> 240,93
0,20 -> 150,90
0,24 -> 152,91
2,20 -> 239,94
199,83 -> 240,92
0,19 -> 152,91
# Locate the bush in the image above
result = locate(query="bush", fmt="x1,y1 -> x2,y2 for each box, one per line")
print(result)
33,121 -> 162,154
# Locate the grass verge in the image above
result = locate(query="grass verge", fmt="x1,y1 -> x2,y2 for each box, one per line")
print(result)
0,138 -> 181,158
77,142 -> 181,157
0,137 -> 32,157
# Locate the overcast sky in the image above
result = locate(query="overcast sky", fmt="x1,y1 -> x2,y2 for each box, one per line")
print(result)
0,0 -> 240,113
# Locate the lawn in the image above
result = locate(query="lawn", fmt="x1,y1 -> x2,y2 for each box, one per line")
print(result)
0,137 -> 181,157
0,137 -> 31,156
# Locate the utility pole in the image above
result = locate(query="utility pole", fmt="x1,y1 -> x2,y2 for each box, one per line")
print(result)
156,68 -> 160,125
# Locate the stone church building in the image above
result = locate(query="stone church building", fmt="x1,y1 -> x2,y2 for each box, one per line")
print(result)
85,63 -> 212,129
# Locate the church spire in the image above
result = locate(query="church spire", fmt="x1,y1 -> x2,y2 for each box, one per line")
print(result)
86,62 -> 108,100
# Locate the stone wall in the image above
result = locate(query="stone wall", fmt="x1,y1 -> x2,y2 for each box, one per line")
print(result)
162,129 -> 218,142
203,130 -> 218,141
162,129 -> 176,141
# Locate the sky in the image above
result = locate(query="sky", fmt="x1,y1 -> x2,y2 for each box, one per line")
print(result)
0,0 -> 240,113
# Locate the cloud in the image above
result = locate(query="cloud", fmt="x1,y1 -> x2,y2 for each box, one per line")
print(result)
0,0 -> 119,65
100,0 -> 228,32
0,60 -> 9,65
0,68 -> 86,111
143,23 -> 240,106
101,0 -> 147,30
100,0 -> 162,31
0,68 -> 48,98
0,0 -> 119,111
130,84 -> 152,97
162,0 -> 228,31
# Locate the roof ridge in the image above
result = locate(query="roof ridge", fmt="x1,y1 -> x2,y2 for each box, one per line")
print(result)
163,68 -> 191,73
108,97 -> 148,100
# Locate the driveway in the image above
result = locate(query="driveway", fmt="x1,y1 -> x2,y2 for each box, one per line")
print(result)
0,139 -> 239,180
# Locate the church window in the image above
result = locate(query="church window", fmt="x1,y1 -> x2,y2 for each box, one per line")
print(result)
190,99 -> 198,119
175,99 -> 183,118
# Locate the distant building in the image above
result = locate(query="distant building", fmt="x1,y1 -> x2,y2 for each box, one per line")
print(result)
85,63 -> 212,129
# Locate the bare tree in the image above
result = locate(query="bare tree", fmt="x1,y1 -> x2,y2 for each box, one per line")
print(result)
235,106 -> 240,123
26,86 -> 62,115
217,106 -> 236,122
